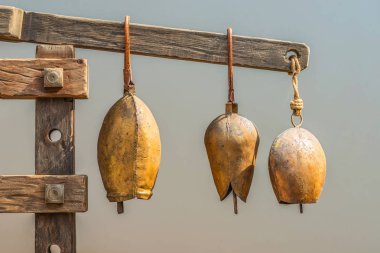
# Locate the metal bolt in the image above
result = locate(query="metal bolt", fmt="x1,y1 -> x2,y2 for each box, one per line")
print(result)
45,184 -> 65,204
44,68 -> 64,88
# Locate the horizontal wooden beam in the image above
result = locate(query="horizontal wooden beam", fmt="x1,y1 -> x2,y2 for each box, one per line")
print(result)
0,58 -> 88,99
0,5 -> 310,72
0,6 -> 23,40
0,175 -> 87,213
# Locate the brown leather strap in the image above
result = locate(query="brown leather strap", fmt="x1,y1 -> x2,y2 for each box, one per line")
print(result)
124,16 -> 134,93
227,28 -> 234,103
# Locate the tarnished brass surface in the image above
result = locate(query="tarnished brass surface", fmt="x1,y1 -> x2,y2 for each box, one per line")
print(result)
268,127 -> 326,204
97,93 -> 161,203
204,105 -> 259,202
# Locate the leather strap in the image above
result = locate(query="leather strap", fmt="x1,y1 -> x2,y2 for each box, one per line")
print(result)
227,28 -> 234,103
124,16 -> 135,93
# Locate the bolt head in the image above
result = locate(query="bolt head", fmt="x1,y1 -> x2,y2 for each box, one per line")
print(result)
45,184 -> 65,204
44,68 -> 64,88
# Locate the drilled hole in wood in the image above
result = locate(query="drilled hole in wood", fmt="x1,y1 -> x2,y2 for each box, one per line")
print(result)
286,50 -> 299,60
49,244 -> 61,253
49,129 -> 62,142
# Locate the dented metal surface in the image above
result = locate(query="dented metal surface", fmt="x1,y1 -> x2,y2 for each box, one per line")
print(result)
204,103 -> 259,211
97,92 -> 161,205
268,127 -> 326,204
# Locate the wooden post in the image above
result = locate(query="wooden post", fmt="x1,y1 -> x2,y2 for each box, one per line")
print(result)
35,45 -> 76,253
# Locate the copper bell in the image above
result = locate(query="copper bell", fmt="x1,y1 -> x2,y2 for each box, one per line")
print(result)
97,17 -> 161,214
205,103 -> 259,214
204,28 -> 260,214
269,128 -> 326,205
268,56 -> 326,212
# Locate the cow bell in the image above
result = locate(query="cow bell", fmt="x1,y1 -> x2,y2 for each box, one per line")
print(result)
268,127 -> 326,207
97,92 -> 161,213
204,103 -> 260,214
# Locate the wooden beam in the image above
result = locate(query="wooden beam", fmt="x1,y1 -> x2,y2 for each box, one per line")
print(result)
0,58 -> 88,99
0,6 -> 23,40
35,45 -> 77,253
0,175 -> 87,213
0,5 -> 310,72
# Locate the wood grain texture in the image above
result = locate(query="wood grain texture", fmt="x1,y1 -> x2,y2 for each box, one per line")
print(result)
0,5 -> 23,40
35,44 -> 77,253
0,58 -> 88,99
35,98 -> 75,174
0,175 -> 87,213
0,5 -> 309,71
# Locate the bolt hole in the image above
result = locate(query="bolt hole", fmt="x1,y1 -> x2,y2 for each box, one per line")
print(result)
49,129 -> 62,142
49,244 -> 61,253
286,50 -> 299,60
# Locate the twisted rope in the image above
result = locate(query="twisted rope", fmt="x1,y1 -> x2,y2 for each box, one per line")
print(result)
288,56 -> 303,116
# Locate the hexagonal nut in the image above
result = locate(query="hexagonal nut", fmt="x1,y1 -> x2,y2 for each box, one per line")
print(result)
45,184 -> 65,204
44,68 -> 64,88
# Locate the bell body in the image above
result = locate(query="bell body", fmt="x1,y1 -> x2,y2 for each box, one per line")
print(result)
268,127 -> 326,204
97,93 -> 161,203
204,106 -> 259,202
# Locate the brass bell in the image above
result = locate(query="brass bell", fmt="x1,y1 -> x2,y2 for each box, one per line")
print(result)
268,56 -> 326,213
97,16 -> 161,214
204,28 -> 260,214
268,127 -> 326,206
205,103 -> 259,214
97,93 -> 161,213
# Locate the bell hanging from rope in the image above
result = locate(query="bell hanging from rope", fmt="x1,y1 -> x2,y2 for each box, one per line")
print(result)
204,28 -> 260,214
97,16 -> 161,214
268,56 -> 326,213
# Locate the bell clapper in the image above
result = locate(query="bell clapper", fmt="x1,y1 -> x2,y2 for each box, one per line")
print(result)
233,191 -> 238,215
299,203 -> 303,214
117,201 -> 124,214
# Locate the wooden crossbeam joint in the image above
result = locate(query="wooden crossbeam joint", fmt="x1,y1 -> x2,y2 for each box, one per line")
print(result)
0,58 -> 88,99
0,175 -> 88,213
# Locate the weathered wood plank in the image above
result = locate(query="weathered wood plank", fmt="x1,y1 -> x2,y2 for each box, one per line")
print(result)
35,44 -> 77,253
0,175 -> 87,213
35,99 -> 75,174
0,58 -> 88,99
0,5 -> 309,71
0,6 -> 23,40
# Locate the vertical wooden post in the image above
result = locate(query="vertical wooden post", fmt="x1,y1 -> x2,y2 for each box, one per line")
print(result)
35,45 -> 76,253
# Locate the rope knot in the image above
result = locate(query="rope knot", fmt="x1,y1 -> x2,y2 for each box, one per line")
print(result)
288,55 -> 301,76
287,55 -> 303,117
290,98 -> 303,116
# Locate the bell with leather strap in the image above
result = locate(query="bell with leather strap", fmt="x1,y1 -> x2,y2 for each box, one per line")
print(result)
97,16 -> 161,214
204,28 -> 260,214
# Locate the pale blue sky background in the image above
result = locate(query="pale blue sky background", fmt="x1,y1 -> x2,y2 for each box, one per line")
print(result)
0,0 -> 379,252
